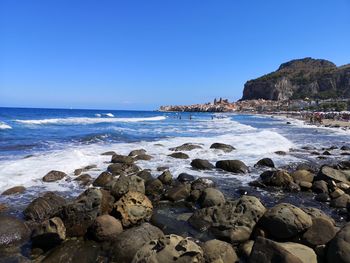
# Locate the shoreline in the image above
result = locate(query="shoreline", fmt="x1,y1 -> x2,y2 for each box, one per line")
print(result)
1,139 -> 350,261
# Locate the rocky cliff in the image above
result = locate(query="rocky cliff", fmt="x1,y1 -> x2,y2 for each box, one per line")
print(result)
242,58 -> 350,101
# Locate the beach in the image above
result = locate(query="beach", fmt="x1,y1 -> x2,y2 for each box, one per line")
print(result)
1,108 -> 350,262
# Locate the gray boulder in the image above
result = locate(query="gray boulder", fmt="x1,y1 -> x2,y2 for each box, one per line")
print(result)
110,223 -> 164,263
189,195 -> 266,243
168,152 -> 189,159
89,214 -> 123,242
24,192 -> 66,221
202,239 -> 238,263
0,215 -> 30,248
249,237 -> 317,263
199,188 -> 225,208
216,160 -> 248,173
327,222 -> 350,263
169,143 -> 202,151
42,170 -> 67,182
132,234 -> 204,263
210,143 -> 235,152
191,159 -> 215,170
110,174 -> 145,199
259,203 -> 312,239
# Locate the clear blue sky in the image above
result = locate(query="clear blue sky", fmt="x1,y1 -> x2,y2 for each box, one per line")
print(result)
1,0 -> 349,110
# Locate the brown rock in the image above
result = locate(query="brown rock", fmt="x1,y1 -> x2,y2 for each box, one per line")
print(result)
302,217 -> 337,246
327,222 -> 350,263
89,214 -> 123,242
92,171 -> 113,187
114,191 -> 153,227
168,152 -> 189,159
202,239 -> 238,263
42,170 -> 67,182
1,186 -> 26,195
291,170 -> 314,183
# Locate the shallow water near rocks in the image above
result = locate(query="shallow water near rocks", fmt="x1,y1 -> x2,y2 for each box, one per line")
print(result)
0,108 -> 350,222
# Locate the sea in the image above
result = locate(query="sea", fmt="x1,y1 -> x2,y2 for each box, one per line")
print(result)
1,107 -> 350,211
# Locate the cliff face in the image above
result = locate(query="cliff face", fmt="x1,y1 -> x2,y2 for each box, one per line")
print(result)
242,58 -> 350,100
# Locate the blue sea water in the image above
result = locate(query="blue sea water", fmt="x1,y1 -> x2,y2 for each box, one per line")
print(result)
0,107 -> 350,201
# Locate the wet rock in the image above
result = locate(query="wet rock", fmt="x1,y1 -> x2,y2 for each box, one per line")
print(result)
60,188 -> 114,237
191,159 -> 215,170
145,179 -> 164,197
301,207 -> 335,225
330,193 -> 350,208
191,178 -> 215,191
260,170 -> 293,187
322,150 -> 332,156
189,189 -> 202,202
31,217 -> 66,251
216,160 -> 248,173
0,215 -> 30,248
111,154 -> 134,164
1,186 -> 26,195
318,165 -> 350,184
74,174 -> 92,186
0,203 -> 7,212
239,240 -> 254,259
302,146 -> 316,151
157,166 -> 169,171
249,237 -> 317,263
302,217 -> 337,246
92,171 -> 113,188
107,163 -> 140,176
259,203 -> 312,239
89,214 -> 123,242
330,188 -> 345,199
110,223 -> 164,263
189,196 -> 266,243
134,154 -> 153,161
129,149 -> 147,157
74,165 -> 97,176
255,158 -> 275,168
132,234 -> 204,263
275,151 -> 287,156
42,170 -> 67,182
177,173 -> 195,183
327,222 -> 350,263
114,191 -> 153,227
158,170 -> 173,185
312,180 -> 328,194
210,143 -> 235,152
315,193 -> 330,202
165,184 -> 191,201
169,143 -> 202,151
137,170 -> 153,183
101,151 -> 116,156
199,188 -> 225,208
202,239 -> 238,263
168,152 -> 189,159
291,170 -> 314,183
24,192 -> 66,221
341,145 -> 350,151
299,181 -> 312,190
110,174 -> 145,199
39,238 -> 101,263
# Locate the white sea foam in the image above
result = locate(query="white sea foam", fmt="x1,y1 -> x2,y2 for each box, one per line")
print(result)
0,122 -> 12,129
95,113 -> 102,117
105,113 -> 114,117
15,116 -> 166,125
0,118 -> 297,192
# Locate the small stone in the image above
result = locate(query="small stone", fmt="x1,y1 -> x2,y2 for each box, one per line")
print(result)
42,170 -> 67,182
157,170 -> 173,185
168,152 -> 189,159
191,159 -> 215,170
1,186 -> 26,195
330,188 -> 345,199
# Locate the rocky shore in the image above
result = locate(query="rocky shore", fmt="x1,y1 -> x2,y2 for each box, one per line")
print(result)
1,143 -> 350,262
